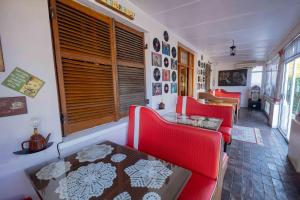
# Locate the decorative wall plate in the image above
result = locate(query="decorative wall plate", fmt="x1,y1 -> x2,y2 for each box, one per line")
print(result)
198,60 -> 201,66
171,59 -> 177,70
171,71 -> 176,82
171,47 -> 177,58
124,159 -> 173,189
143,192 -> 161,200
113,191 -> 131,200
163,31 -> 169,42
76,144 -> 113,162
111,153 -> 127,163
36,161 -> 71,180
153,68 -> 161,81
55,162 -> 116,200
164,84 -> 169,93
164,57 -> 169,68
162,42 -> 170,56
153,38 -> 160,52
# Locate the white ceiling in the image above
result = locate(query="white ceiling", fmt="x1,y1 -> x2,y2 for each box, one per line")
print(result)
130,0 -> 300,65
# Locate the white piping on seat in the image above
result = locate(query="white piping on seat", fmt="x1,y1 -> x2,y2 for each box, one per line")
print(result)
133,106 -> 141,149
182,96 -> 187,115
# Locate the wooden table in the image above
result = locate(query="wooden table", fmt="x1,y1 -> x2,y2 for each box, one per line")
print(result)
163,113 -> 223,131
26,141 -> 191,200
207,101 -> 238,122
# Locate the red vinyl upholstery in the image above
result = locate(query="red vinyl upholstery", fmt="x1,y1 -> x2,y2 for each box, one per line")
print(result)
127,105 -> 222,180
212,89 -> 241,109
176,96 -> 233,144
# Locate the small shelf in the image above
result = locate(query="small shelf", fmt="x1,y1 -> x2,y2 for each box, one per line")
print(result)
13,142 -> 54,155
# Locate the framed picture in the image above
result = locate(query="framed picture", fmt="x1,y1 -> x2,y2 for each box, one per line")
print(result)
171,83 -> 177,93
162,69 -> 170,81
153,68 -> 161,81
162,41 -> 170,56
164,83 -> 169,93
152,83 -> 162,96
152,52 -> 162,67
171,71 -> 177,82
0,37 -> 4,72
218,69 -> 248,86
153,38 -> 160,52
171,59 -> 177,70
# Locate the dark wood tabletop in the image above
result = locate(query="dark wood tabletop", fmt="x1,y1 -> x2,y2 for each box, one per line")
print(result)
26,141 -> 191,200
163,112 -> 223,131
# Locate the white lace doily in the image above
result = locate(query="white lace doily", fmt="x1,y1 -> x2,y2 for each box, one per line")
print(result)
76,144 -> 114,162
36,161 -> 71,180
143,192 -> 161,200
124,159 -> 173,189
55,162 -> 116,200
113,191 -> 131,200
111,153 -> 127,163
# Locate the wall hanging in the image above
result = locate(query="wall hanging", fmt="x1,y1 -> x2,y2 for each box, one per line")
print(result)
171,59 -> 177,70
152,83 -> 162,96
218,69 -> 248,86
171,83 -> 177,93
163,31 -> 169,42
162,69 -> 170,81
164,84 -> 169,93
2,67 -> 45,98
0,36 -> 4,72
95,0 -> 135,20
171,47 -> 177,58
171,71 -> 177,82
164,57 -> 169,68
162,41 -> 170,56
152,52 -> 162,67
153,38 -> 160,52
0,96 -> 27,117
153,68 -> 161,81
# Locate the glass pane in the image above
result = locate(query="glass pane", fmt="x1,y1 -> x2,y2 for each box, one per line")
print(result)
181,51 -> 188,65
251,72 -> 262,88
180,67 -> 187,96
297,39 -> 300,54
271,70 -> 278,98
252,66 -> 263,72
292,57 -> 300,116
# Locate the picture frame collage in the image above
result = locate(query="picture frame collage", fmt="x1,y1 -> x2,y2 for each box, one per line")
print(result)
197,59 -> 206,90
152,31 -> 178,96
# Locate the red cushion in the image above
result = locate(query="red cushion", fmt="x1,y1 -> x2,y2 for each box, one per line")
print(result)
127,105 -> 222,180
176,96 -> 233,128
213,89 -> 241,109
179,173 -> 217,200
219,126 -> 232,144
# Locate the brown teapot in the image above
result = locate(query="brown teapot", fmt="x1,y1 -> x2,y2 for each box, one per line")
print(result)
21,128 -> 51,152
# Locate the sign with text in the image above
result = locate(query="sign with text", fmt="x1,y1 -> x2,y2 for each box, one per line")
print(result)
96,0 -> 135,20
2,67 -> 44,98
0,96 -> 27,117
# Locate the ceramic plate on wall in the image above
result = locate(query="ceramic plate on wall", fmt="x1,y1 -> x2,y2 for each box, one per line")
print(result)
163,31 -> 169,42
172,71 -> 176,82
153,38 -> 160,52
153,68 -> 161,81
164,57 -> 169,68
171,47 -> 176,58
164,84 -> 169,93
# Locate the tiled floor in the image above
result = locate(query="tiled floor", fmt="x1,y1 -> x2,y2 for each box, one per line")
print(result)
222,108 -> 300,200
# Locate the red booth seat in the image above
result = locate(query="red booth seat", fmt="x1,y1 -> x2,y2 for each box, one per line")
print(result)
127,105 -> 223,200
176,96 -> 233,145
211,89 -> 241,109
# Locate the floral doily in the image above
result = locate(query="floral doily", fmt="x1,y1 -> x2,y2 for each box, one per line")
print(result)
76,144 -> 114,162
36,161 -> 71,180
113,191 -> 131,200
143,192 -> 161,200
111,153 -> 127,163
55,162 -> 116,200
124,159 -> 173,189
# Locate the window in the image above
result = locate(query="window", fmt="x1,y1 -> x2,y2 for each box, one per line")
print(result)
251,66 -> 263,88
264,58 -> 279,98
178,46 -> 194,96
50,0 -> 145,135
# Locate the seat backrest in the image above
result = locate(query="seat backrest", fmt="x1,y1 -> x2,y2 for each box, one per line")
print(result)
176,96 -> 233,127
127,105 -> 222,180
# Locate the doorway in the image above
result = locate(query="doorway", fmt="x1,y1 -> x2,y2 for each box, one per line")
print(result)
279,57 -> 300,139
178,46 -> 194,96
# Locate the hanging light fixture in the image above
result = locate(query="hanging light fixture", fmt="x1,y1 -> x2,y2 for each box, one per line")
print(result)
230,40 -> 236,56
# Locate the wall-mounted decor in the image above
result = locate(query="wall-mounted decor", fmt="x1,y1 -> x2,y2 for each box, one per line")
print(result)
171,47 -> 177,58
153,38 -> 160,52
152,83 -> 162,96
95,0 -> 135,20
153,68 -> 161,81
2,67 -> 45,98
171,71 -> 177,82
163,31 -> 169,42
164,57 -> 169,68
162,41 -> 170,56
152,52 -> 162,67
162,69 -> 170,81
0,96 -> 27,117
0,37 -> 4,72
171,83 -> 177,93
164,84 -> 169,93
198,60 -> 201,67
171,59 -> 177,70
218,69 -> 248,86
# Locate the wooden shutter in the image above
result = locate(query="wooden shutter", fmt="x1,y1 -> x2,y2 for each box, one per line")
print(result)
115,22 -> 145,116
50,0 -> 118,134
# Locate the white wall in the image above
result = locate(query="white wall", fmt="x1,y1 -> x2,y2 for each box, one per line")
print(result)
0,0 -> 205,199
211,63 -> 252,107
